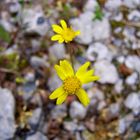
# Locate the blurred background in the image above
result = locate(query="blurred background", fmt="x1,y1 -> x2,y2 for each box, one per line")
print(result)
0,0 -> 140,140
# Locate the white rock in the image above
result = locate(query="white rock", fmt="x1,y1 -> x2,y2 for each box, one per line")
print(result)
118,114 -> 134,134
28,108 -> 42,127
63,121 -> 78,132
70,11 -> 94,45
19,7 -> 49,36
128,10 -> 140,21
26,132 -> 48,140
0,11 -> 14,32
48,73 -> 62,91
71,12 -> 110,44
84,0 -> 98,12
30,56 -> 49,68
86,42 -> 112,61
9,2 -> 21,14
92,18 -> 110,41
0,88 -> 15,140
109,103 -> 120,117
124,93 -> 140,115
69,101 -> 87,120
49,43 -> 66,60
105,0 -> 122,11
126,72 -> 138,85
117,56 -> 125,64
97,100 -> 106,111
114,79 -> 124,93
94,60 -> 119,84
123,0 -> 140,8
24,72 -> 35,82
51,104 -> 67,119
125,55 -> 140,73
88,87 -> 105,101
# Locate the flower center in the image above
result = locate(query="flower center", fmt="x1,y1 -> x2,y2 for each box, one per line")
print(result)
63,76 -> 81,94
62,28 -> 75,42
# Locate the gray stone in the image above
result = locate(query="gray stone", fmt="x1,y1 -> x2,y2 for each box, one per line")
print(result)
48,73 -> 62,91
84,0 -> 98,12
125,55 -> 140,74
123,0 -> 140,8
125,72 -> 138,85
70,11 -> 94,45
69,101 -> 87,120
86,42 -> 112,61
124,93 -> 140,115
19,6 -> 49,36
94,60 -> 119,84
49,43 -> 66,60
105,0 -> 122,11
114,79 -> 124,93
28,108 -> 42,127
0,88 -> 15,140
118,114 -> 134,134
26,132 -> 48,140
51,104 -> 67,119
128,10 -> 140,21
92,18 -> 110,41
30,56 -> 49,68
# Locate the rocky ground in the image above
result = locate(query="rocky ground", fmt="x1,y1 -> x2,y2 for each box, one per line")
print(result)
0,0 -> 140,140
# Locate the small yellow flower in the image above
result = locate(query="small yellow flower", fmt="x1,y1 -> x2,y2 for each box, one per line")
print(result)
49,60 -> 99,106
51,20 -> 80,43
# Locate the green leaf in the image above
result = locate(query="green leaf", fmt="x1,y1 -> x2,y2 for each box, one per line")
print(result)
0,25 -> 11,43
93,5 -> 104,21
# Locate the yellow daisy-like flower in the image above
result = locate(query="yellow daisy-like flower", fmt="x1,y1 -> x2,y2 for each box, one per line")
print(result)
51,20 -> 80,43
49,60 -> 99,106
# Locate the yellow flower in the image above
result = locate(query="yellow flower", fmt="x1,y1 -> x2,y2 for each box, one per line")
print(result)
51,20 -> 80,43
49,60 -> 99,106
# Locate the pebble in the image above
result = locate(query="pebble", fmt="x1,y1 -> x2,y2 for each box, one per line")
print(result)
131,120 -> 140,132
124,93 -> 140,115
114,79 -> 124,93
105,0 -> 122,11
125,72 -> 138,85
70,11 -> 94,45
49,43 -> 66,60
128,10 -> 140,21
19,7 -> 49,36
125,55 -> 140,74
94,60 -> 119,84
123,0 -> 140,8
92,18 -> 111,41
48,73 -> 62,91
0,88 -> 15,140
84,0 -> 98,12
26,132 -> 48,140
86,42 -> 112,61
30,56 -> 49,68
51,104 -> 67,120
69,101 -> 87,120
118,114 -> 134,134
28,108 -> 42,129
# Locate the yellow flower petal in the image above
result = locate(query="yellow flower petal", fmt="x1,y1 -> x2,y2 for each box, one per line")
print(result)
52,24 -> 63,33
54,65 -> 67,80
56,93 -> 67,105
49,86 -> 64,99
51,35 -> 62,41
76,88 -> 90,106
58,38 -> 64,43
60,60 -> 74,77
75,30 -> 80,36
60,20 -> 67,29
76,61 -> 90,77
79,76 -> 100,84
